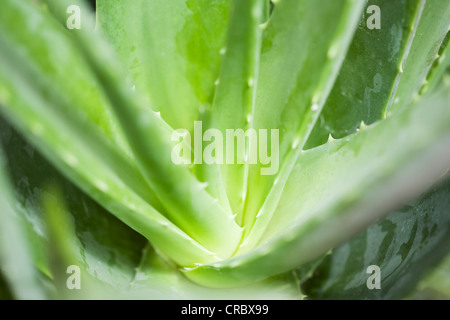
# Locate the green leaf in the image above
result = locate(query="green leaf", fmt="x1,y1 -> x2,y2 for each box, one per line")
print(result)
197,0 -> 265,220
127,243 -> 304,299
0,119 -> 147,291
97,0 -> 231,132
301,177 -> 450,300
389,0 -> 450,114
41,185 -> 96,299
305,0 -> 429,148
0,141 -> 47,300
1,0 -> 449,298
1,126 -> 261,298
409,252 -> 450,300
417,30 -> 450,97
262,79 -> 450,244
183,79 -> 450,288
0,0 -> 129,156
0,41 -> 213,266
241,0 -> 365,245
46,0 -> 243,258
0,0 -> 225,265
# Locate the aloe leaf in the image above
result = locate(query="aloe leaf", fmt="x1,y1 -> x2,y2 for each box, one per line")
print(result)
197,0 -> 264,220
305,0 -> 430,149
0,0 -> 171,212
127,243 -> 303,299
0,62 -> 213,267
0,0 -> 130,157
183,80 -> 450,288
41,186 -> 92,299
0,145 -> 47,300
97,0 -> 230,132
0,120 -> 203,298
263,79 -> 450,243
301,177 -> 450,300
240,0 -> 365,244
0,119 -> 147,288
1,0 -> 449,298
0,1 -> 219,265
27,0 -> 243,258
0,68 -> 215,266
417,31 -> 450,97
409,252 -> 450,299
389,0 -> 450,114
0,124 -> 52,280
40,183 -> 148,299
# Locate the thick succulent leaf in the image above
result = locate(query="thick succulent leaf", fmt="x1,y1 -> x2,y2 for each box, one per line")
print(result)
262,80 -> 450,242
241,0 -> 365,242
197,0 -> 264,219
0,0 -> 170,212
0,42 -> 215,266
409,252 -> 450,299
183,80 -> 450,288
44,0 -> 243,258
41,185 -> 99,299
305,0 -> 429,148
417,31 -> 450,97
126,243 -> 303,299
301,177 -> 450,300
0,145 -> 47,300
1,0 -> 449,298
0,0 -> 236,264
97,0 -> 230,132
0,123 -> 300,299
0,0 -> 130,156
0,11 -> 164,211
0,120 -> 148,291
389,0 -> 450,114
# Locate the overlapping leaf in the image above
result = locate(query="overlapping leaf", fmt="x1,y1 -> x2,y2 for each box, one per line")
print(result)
183,81 -> 450,287
301,177 -> 450,299
0,0 -> 449,298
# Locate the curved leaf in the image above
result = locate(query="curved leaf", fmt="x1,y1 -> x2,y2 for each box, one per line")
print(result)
0,141 -> 47,299
126,243 -> 303,299
0,119 -> 147,291
46,0 -> 243,258
97,0 -> 231,131
306,0 -> 429,148
183,79 -> 450,288
241,0 -> 365,247
0,0 -> 230,264
389,0 -> 450,114
301,177 -> 450,300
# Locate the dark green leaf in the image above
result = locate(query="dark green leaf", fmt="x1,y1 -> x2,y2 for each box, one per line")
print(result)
0,119 -> 147,291
302,177 -> 450,300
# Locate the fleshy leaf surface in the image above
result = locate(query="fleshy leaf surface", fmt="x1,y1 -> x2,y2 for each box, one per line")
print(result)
301,178 -> 450,300
183,79 -> 450,287
97,0 -> 231,132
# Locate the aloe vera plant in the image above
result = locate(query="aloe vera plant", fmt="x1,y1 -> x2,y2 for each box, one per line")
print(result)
0,0 -> 449,300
